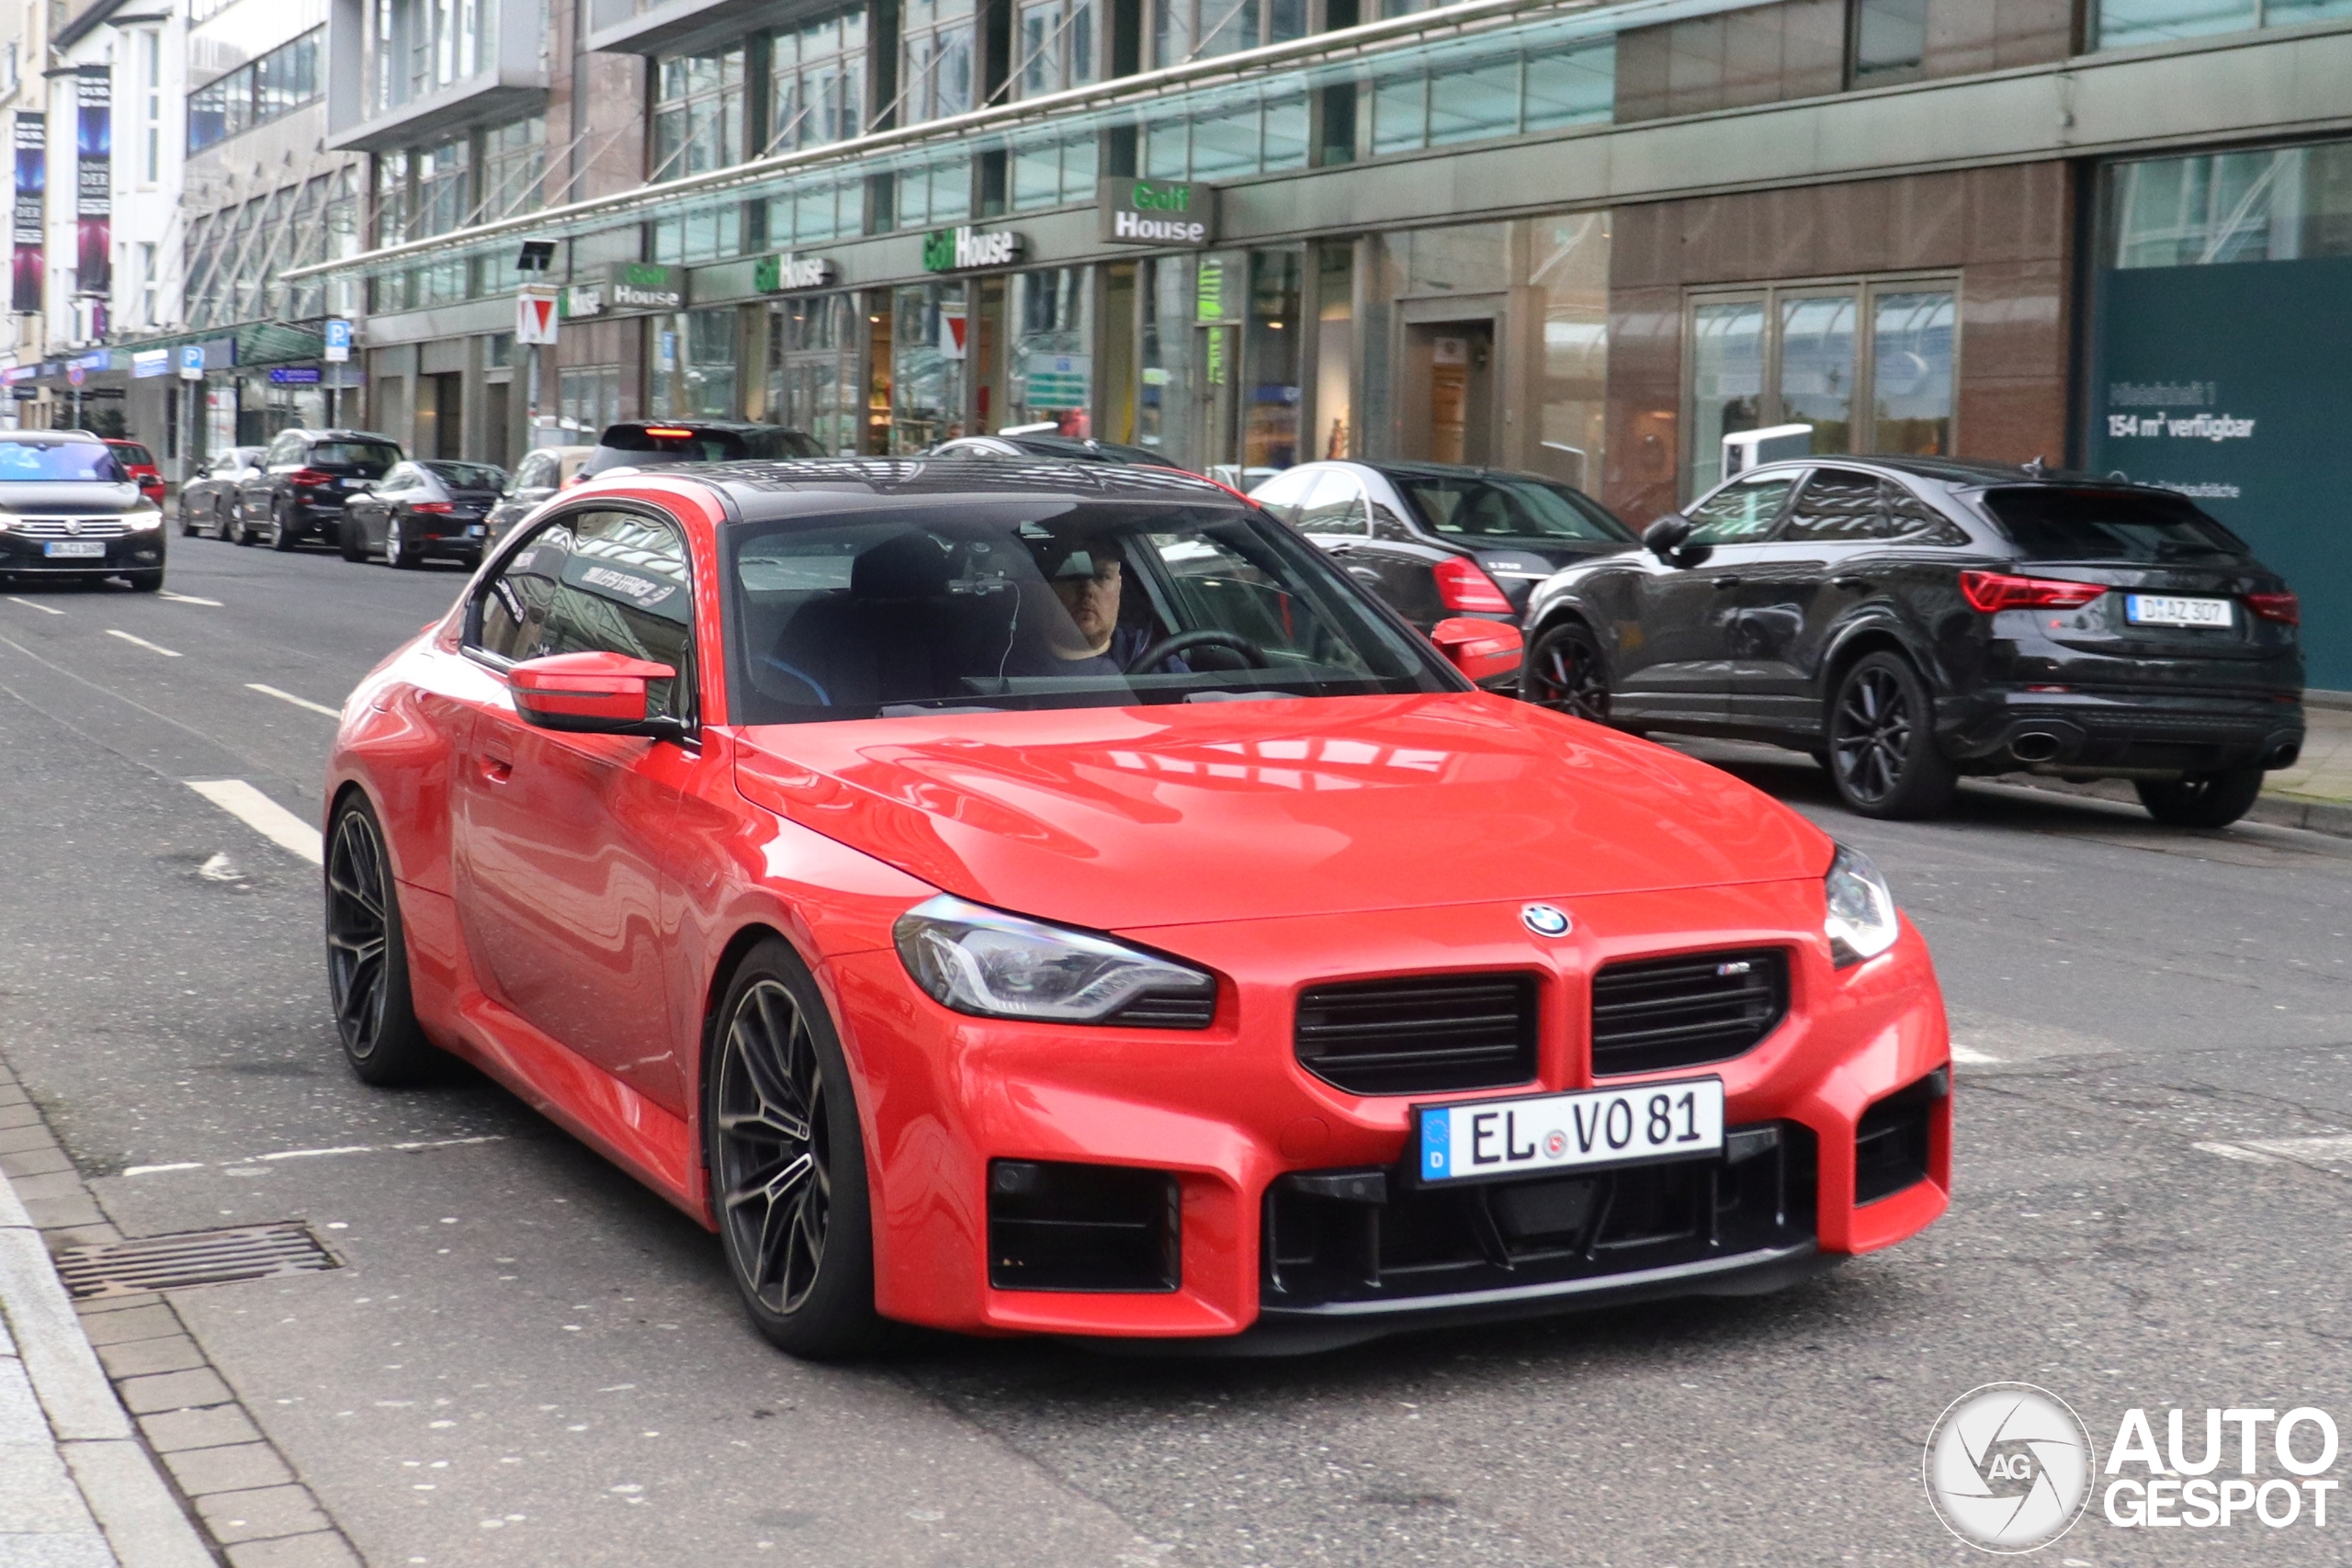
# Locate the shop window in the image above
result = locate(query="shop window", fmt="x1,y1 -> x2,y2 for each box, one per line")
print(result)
654,49 -> 748,183
766,295 -> 863,454
558,365 -> 623,440
2104,142 -> 2352,268
1008,268 -> 1094,434
1245,249 -> 1302,471
1530,212 -> 1609,492
902,0 -> 977,125
652,309 -> 742,419
1135,256 -> 1194,467
892,282 -> 970,451
1683,278 -> 1953,497
1314,243 -> 1353,461
771,8 -> 867,153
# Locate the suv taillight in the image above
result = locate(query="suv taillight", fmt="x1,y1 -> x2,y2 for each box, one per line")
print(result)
1433,556 -> 1514,613
1958,570 -> 2105,614
288,467 -> 334,488
411,502 -> 454,513
2246,591 -> 2300,625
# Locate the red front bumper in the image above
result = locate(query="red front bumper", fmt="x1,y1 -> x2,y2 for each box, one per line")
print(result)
824,877 -> 1949,1341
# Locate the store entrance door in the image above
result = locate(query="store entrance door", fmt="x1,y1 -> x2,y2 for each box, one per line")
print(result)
1197,322 -> 1240,479
1402,320 -> 1496,467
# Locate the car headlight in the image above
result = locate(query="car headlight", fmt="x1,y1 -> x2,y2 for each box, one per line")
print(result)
1824,843 -> 1900,966
125,510 -> 164,532
893,894 -> 1216,1024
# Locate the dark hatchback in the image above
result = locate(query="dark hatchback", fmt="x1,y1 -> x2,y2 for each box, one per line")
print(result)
1519,457 -> 2303,827
236,429 -> 405,549
1250,460 -> 1637,645
580,420 -> 820,481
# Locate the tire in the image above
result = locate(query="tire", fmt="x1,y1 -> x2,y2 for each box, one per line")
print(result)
339,517 -> 368,562
126,570 -> 164,592
1826,651 -> 1958,819
385,517 -> 416,570
178,504 -> 198,537
229,506 -> 253,546
268,502 -> 300,551
1519,621 -> 1611,722
706,939 -> 887,1360
325,795 -> 436,1087
2136,765 -> 2264,829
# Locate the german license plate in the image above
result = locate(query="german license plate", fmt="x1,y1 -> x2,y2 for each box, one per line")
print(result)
466,525 -> 486,537
2126,594 -> 2232,628
1415,1078 -> 1724,1186
43,540 -> 105,558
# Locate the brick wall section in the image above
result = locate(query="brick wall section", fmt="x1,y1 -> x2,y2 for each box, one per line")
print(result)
1601,161 -> 2074,525
1616,0 -> 2076,122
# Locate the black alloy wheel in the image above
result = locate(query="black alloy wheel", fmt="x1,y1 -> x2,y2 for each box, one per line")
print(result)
1520,621 -> 1611,721
707,942 -> 885,1359
268,500 -> 300,551
2136,764 -> 2266,829
325,796 -> 434,1085
1826,651 -> 1957,819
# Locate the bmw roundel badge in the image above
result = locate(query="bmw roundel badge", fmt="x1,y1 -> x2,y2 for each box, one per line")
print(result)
1521,903 -> 1573,938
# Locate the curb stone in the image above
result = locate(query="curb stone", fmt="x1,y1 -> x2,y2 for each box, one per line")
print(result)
0,1051 -> 363,1568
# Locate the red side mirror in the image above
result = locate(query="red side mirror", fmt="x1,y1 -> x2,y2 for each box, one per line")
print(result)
1430,617 -> 1524,684
508,651 -> 678,735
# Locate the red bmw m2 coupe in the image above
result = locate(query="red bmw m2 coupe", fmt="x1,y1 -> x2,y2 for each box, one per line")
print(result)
325,458 -> 1950,1357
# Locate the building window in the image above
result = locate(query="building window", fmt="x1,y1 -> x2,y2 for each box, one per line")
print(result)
137,30 -> 163,183
188,28 -> 322,153
367,0 -> 486,116
480,117 -> 547,219
1849,0 -> 1928,86
1366,38 -> 1613,158
1684,278 -> 1956,496
2093,0 -> 2352,50
137,242 -> 158,326
770,9 -> 866,153
1009,130 -> 1098,210
559,364 -> 624,439
2103,141 -> 2352,266
901,0 -> 976,125
1008,267 -> 1093,433
1153,0 -> 1307,68
1014,0 -> 1100,98
653,48 -> 748,182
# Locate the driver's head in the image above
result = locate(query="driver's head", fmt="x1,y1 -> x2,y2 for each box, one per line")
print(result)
1043,545 -> 1122,654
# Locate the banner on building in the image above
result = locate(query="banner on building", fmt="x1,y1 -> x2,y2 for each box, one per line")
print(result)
75,67 -> 109,299
11,113 -> 42,313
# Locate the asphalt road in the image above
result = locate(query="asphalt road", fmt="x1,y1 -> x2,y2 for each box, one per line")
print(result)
3,535 -> 2350,1566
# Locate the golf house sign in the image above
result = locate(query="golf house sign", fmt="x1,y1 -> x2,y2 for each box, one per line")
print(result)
606,261 -> 684,312
1098,178 -> 1216,247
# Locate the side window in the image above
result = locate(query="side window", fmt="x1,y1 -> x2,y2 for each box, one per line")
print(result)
1881,481 -> 1970,546
1248,467 -> 1318,523
514,453 -> 550,490
1297,472 -> 1370,536
266,434 -> 301,466
1686,476 -> 1795,545
377,465 -> 409,491
1781,468 -> 1887,542
470,510 -> 696,718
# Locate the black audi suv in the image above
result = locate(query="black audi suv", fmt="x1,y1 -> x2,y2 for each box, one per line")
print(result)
1518,457 -> 2303,828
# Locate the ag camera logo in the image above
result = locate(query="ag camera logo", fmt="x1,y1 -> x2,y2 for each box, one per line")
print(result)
1924,1383 -> 2095,1552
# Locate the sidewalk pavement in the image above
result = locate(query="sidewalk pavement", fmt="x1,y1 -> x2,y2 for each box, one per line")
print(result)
0,1062 -> 215,1568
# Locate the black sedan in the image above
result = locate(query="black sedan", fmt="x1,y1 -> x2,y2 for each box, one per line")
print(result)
579,420 -> 820,481
339,460 -> 509,568
177,446 -> 266,539
1518,457 -> 2304,828
1250,461 -> 1637,648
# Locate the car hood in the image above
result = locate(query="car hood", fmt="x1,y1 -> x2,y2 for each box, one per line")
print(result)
0,481 -> 144,513
730,694 -> 1831,931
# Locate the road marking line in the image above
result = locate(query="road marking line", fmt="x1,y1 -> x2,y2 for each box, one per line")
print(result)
2192,1142 -> 2283,1165
4,595 -> 63,615
184,778 -> 323,865
156,591 -> 222,605
2239,1134 -> 2352,1163
105,628 -> 181,658
1950,1044 -> 2002,1066
121,1135 -> 503,1178
246,682 -> 342,717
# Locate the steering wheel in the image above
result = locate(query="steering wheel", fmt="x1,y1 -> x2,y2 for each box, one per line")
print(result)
1124,628 -> 1272,673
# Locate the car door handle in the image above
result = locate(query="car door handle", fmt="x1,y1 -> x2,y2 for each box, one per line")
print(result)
1347,566 -> 1381,581
480,751 -> 513,784
1713,577 -> 1740,590
1833,576 -> 1872,591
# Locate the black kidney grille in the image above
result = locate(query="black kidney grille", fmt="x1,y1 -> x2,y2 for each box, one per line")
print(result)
1295,975 -> 1538,1095
1589,949 -> 1789,1076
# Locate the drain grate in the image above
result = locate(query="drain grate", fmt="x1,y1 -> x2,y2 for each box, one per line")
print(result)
54,1224 -> 341,1300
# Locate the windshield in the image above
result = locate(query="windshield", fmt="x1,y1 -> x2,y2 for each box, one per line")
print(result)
423,461 -> 508,490
585,424 -> 823,476
1981,488 -> 2246,562
726,500 -> 1459,723
310,442 -> 402,470
0,441 -> 125,483
1396,473 -> 1634,545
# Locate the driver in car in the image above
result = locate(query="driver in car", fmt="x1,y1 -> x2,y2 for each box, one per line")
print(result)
1012,545 -> 1186,677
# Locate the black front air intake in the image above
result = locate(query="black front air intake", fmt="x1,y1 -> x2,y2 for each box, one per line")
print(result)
1589,948 -> 1789,1077
1294,974 -> 1540,1095
988,1160 -> 1180,1292
1853,1068 -> 1946,1204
